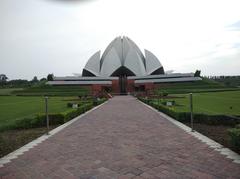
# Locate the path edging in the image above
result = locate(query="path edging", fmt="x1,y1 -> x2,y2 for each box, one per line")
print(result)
0,100 -> 109,168
138,99 -> 240,164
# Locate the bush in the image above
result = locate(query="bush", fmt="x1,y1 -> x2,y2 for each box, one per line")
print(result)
36,113 -> 65,126
235,124 -> 240,129
93,98 -> 107,106
13,113 -> 65,130
228,128 -> 240,150
14,117 -> 37,129
63,108 -> 84,122
67,102 -> 73,108
63,103 -> 94,122
162,92 -> 168,96
138,97 -> 240,126
0,98 -> 106,132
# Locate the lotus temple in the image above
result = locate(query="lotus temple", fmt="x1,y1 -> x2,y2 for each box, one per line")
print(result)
48,36 -> 201,94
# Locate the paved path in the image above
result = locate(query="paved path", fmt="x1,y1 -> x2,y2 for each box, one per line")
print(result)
0,96 -> 240,179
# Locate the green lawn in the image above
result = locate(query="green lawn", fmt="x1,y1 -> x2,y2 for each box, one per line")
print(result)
12,85 -> 90,96
156,78 -> 238,94
0,96 -> 74,127
157,91 -> 240,116
0,88 -> 23,95
0,95 -> 105,157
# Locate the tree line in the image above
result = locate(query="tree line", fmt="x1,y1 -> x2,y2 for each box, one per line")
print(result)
0,74 -> 54,88
204,75 -> 240,87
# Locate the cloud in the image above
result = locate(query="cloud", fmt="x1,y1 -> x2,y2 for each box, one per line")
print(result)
229,21 -> 240,27
1,0 -> 240,79
232,43 -> 240,48
46,0 -> 97,4
226,20 -> 240,31
198,52 -> 240,76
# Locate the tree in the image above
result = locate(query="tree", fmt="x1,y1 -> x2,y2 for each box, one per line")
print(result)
0,74 -> 8,86
31,76 -> 39,83
0,74 -> 8,82
47,74 -> 54,81
8,79 -> 30,87
40,78 -> 47,81
194,70 -> 201,77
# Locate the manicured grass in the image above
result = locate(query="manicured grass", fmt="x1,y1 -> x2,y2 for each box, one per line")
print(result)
12,85 -> 91,96
0,96 -> 106,157
156,78 -> 238,94
0,88 -> 23,95
156,91 -> 240,116
0,96 -> 77,128
140,91 -> 240,154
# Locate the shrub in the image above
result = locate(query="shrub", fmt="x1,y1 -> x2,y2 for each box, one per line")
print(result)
93,98 -> 107,106
235,124 -> 240,129
13,113 -> 65,130
0,98 -> 106,132
162,92 -> 168,96
14,117 -> 37,129
63,108 -> 83,122
83,102 -> 94,111
36,113 -> 65,126
63,102 -> 94,122
193,114 -> 240,126
138,97 -> 240,126
228,128 -> 240,150
161,101 -> 166,105
67,102 -> 73,108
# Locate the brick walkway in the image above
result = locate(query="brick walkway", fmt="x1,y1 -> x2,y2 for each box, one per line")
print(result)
0,96 -> 240,179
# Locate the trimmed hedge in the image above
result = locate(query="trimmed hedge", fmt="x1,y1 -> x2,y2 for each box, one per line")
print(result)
13,113 -> 65,130
0,99 -> 106,132
63,102 -> 94,122
228,128 -> 240,150
139,98 -> 240,126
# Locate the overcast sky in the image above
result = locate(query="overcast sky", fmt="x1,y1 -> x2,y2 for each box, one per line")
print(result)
1,0 -> 240,80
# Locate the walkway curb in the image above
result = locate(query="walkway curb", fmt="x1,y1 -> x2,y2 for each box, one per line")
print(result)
0,100 -> 109,168
138,99 -> 240,164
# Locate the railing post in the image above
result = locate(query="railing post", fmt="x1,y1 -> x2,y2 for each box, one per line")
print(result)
45,96 -> 49,135
189,93 -> 194,132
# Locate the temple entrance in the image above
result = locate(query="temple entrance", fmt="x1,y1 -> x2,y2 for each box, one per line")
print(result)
119,75 -> 127,94
111,66 -> 135,94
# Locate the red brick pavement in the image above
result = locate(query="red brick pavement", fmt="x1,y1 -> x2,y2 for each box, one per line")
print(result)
0,96 -> 239,179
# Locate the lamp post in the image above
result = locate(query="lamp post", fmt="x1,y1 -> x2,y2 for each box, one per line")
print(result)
45,96 -> 49,135
189,93 -> 194,132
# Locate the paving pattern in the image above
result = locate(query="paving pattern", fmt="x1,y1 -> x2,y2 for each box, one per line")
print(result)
0,96 -> 240,179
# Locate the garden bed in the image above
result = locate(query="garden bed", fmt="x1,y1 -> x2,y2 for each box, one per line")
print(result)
0,126 -> 58,158
183,122 -> 240,154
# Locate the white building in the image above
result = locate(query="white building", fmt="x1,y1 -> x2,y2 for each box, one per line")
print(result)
48,36 -> 201,94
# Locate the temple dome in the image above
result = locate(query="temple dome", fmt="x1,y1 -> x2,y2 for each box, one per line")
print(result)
82,36 -> 164,77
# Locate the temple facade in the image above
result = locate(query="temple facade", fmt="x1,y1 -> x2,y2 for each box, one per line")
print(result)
48,36 -> 201,95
